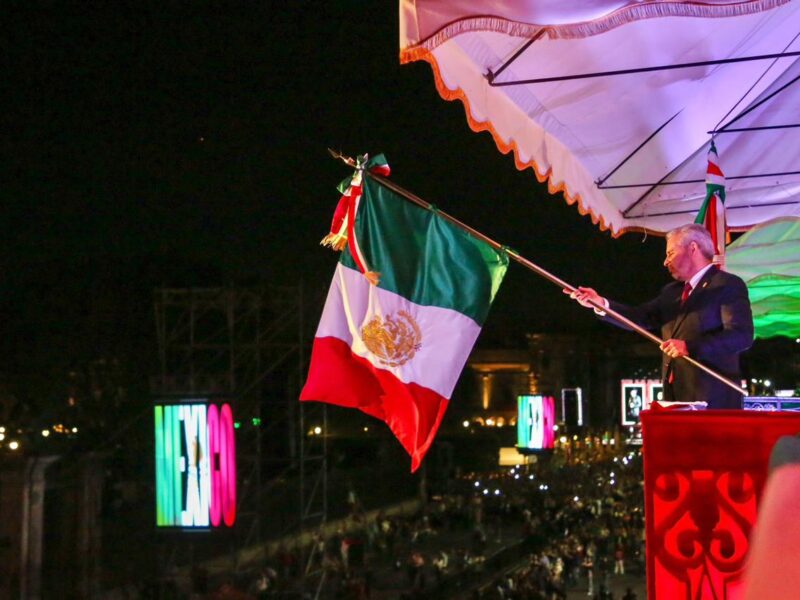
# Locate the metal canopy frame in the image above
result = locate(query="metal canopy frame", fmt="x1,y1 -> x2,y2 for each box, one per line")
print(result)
711,71 -> 800,133
485,38 -> 800,213
487,50 -> 800,86
624,198 -> 800,219
600,169 -> 800,190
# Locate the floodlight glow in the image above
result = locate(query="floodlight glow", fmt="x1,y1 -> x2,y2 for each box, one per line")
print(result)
155,402 -> 237,528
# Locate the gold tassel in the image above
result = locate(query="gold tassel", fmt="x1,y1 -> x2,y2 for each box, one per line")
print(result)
364,271 -> 381,286
320,233 -> 348,251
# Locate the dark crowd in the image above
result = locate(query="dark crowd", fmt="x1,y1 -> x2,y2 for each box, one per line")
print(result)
133,436 -> 646,600
464,442 -> 644,600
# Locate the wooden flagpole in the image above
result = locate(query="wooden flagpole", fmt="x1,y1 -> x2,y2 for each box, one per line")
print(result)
327,149 -> 746,397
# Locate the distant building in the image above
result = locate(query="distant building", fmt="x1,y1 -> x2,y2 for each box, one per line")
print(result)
464,330 -> 660,428
465,348 -> 531,428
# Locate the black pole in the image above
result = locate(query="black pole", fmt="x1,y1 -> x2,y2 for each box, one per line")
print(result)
489,51 -> 800,86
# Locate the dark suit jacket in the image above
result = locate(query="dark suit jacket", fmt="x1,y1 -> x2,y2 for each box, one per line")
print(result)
607,266 -> 754,409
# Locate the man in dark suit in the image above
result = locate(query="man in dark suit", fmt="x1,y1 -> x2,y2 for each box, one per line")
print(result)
566,224 -> 753,409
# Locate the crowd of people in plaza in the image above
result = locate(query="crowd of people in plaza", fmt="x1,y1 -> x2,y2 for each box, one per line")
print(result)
180,438 -> 646,600
463,445 -> 644,600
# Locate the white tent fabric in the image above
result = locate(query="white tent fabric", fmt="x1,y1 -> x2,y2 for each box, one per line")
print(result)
400,0 -> 800,236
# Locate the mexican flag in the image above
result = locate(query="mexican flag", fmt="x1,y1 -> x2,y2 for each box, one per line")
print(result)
694,141 -> 727,267
301,172 -> 508,471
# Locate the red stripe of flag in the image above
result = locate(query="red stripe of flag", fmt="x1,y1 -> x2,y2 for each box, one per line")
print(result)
707,162 -> 724,178
300,336 -> 449,471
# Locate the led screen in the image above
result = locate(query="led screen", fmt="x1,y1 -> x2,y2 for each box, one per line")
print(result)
154,402 -> 237,528
517,395 -> 555,450
621,379 -> 659,425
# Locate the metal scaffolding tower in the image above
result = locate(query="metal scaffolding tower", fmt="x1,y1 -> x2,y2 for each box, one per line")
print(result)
151,284 -> 326,580
299,397 -> 328,598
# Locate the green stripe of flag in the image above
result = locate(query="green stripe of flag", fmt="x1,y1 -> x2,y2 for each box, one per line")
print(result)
340,177 -> 508,324
707,182 -> 725,203
695,184 -> 726,225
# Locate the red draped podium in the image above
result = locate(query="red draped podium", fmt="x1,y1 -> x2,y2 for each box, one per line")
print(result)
641,410 -> 800,600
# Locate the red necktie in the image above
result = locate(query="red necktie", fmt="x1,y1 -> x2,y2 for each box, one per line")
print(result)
680,282 -> 692,305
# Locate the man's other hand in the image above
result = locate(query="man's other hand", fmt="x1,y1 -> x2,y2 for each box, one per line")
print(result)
660,338 -> 689,358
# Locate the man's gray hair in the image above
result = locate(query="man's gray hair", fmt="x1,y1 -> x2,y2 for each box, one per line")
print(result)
667,224 -> 715,259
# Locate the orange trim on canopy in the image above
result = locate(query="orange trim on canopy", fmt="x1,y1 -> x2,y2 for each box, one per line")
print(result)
404,49 -> 651,238
401,48 -> 777,237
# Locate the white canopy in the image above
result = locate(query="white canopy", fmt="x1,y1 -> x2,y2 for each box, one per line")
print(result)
400,0 -> 800,236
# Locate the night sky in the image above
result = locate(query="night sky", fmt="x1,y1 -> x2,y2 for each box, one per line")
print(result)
4,4 -> 672,405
